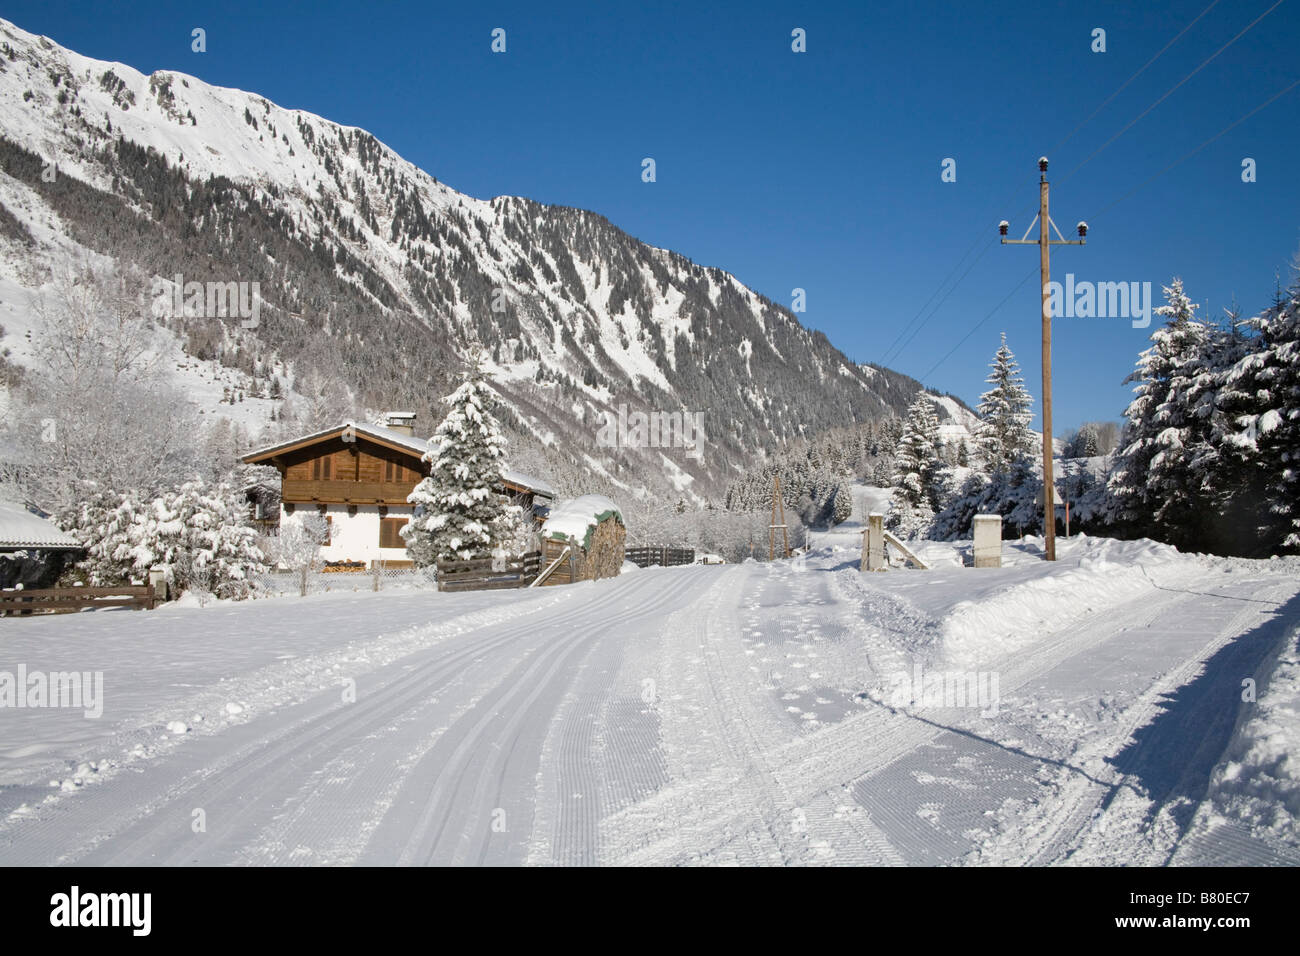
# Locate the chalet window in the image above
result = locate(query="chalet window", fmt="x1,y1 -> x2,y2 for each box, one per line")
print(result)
385,460 -> 394,482
311,456 -> 332,480
379,517 -> 407,549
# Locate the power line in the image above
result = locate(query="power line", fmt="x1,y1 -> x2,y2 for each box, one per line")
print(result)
1060,0 -> 1288,185
919,265 -> 1039,381
918,5 -> 1291,380
878,231 -> 987,363
1049,0 -> 1223,155
882,238 -> 995,366
1089,76 -> 1300,220
881,0 -> 1227,370
919,73 -> 1299,381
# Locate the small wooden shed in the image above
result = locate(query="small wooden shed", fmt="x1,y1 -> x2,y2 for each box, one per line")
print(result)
537,495 -> 625,586
0,500 -> 83,589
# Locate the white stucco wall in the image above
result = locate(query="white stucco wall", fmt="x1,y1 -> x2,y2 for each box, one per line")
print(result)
282,504 -> 413,565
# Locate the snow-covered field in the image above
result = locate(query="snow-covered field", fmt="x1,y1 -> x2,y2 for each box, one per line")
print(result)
2,516 -> 1298,865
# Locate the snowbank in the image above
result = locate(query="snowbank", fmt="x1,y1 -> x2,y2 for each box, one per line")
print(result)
1201,627 -> 1300,846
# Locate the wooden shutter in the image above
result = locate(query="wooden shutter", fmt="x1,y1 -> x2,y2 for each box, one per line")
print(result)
379,517 -> 406,549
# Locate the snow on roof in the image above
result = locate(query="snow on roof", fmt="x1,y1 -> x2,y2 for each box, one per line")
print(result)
541,495 -> 623,550
241,420 -> 423,461
243,422 -> 556,498
500,468 -> 556,499
0,500 -> 80,549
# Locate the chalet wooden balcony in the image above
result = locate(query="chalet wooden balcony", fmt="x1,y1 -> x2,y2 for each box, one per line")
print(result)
281,479 -> 415,505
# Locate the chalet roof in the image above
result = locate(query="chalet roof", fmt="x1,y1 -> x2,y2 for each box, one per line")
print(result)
241,421 -> 556,499
0,500 -> 81,550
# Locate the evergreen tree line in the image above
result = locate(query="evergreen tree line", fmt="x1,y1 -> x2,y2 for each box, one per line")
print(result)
1102,272 -> 1299,555
722,416 -> 906,527
883,263 -> 1300,557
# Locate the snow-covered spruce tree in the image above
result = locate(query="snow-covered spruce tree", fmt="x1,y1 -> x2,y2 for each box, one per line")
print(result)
830,481 -> 854,525
976,333 -> 1035,474
1065,423 -> 1100,458
888,393 -> 940,538
1107,279 -> 1216,545
929,458 -> 1045,541
1212,272 -> 1300,551
402,354 -> 518,565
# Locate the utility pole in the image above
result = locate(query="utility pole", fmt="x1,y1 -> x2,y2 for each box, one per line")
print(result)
769,473 -> 790,561
999,156 -> 1087,562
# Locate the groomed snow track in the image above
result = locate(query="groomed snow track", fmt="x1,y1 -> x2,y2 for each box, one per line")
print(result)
2,541 -> 1298,867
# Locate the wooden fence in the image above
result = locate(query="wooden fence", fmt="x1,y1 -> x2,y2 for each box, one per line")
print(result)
0,584 -> 157,616
624,546 -> 695,569
435,551 -> 542,592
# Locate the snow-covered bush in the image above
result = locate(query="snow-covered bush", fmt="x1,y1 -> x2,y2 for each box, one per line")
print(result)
59,480 -> 264,599
274,513 -> 329,597
54,482 -> 147,585
126,481 -> 266,600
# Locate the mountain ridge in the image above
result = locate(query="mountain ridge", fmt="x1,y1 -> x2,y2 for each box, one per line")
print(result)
0,16 -> 967,500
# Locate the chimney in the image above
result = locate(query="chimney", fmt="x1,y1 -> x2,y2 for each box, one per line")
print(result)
384,411 -> 416,436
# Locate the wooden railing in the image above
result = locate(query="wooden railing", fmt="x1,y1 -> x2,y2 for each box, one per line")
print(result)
281,479 -> 414,504
435,551 -> 542,592
624,546 -> 695,569
0,584 -> 157,616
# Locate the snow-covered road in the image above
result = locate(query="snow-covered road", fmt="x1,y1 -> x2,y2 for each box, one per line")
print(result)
2,537 -> 1298,866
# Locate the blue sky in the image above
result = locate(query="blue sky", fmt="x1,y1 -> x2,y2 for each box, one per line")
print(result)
5,0 -> 1298,431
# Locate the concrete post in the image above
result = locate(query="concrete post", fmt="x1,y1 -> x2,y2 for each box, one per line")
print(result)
973,514 -> 1003,568
148,566 -> 166,605
861,513 -> 886,572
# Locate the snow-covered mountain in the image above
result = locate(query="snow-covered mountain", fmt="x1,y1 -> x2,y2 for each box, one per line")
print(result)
0,17 -> 961,499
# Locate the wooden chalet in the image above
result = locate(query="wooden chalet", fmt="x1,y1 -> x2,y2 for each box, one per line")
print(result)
241,413 -> 555,568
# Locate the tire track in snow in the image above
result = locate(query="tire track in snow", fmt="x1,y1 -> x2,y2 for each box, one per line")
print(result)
4,575 -> 656,864
367,569 -> 714,866
606,561 -> 1232,865
604,566 -> 918,865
